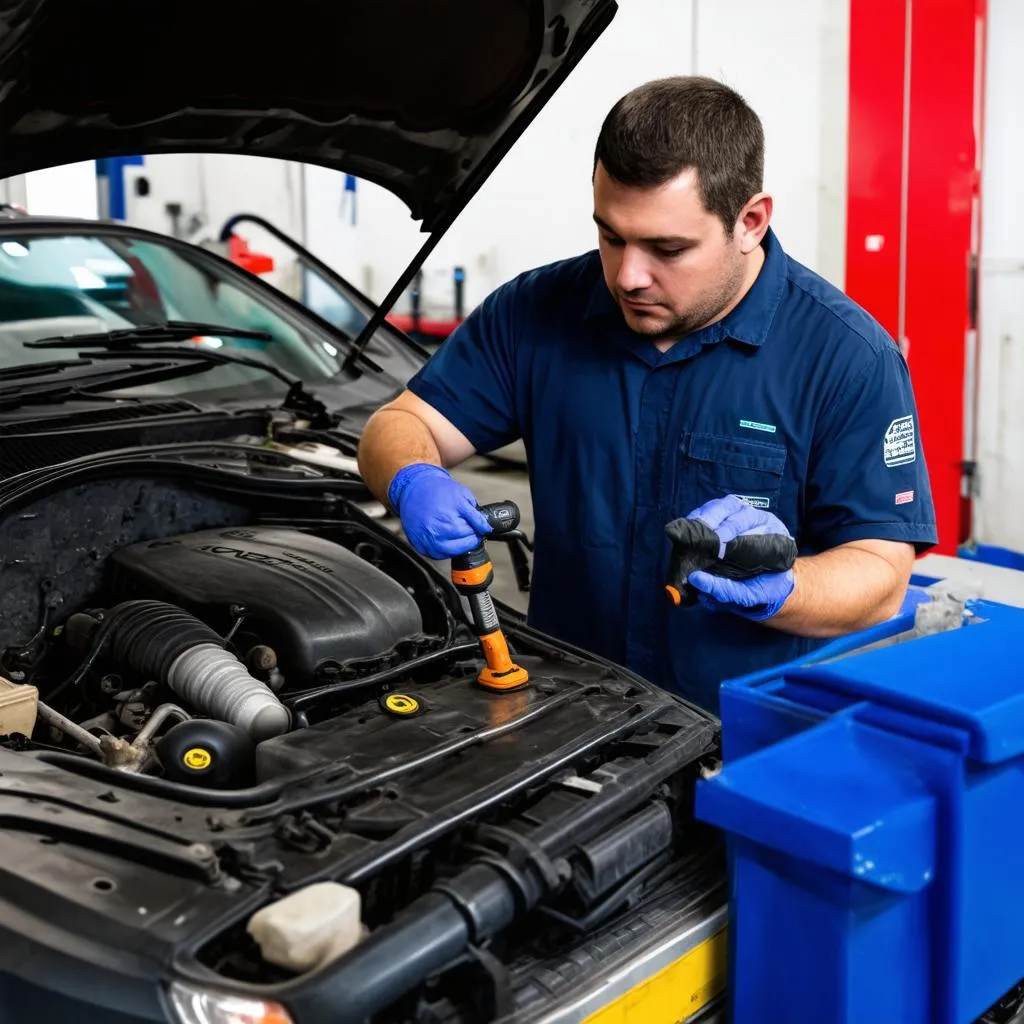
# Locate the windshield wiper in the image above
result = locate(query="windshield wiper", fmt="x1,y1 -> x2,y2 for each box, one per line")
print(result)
0,358 -> 95,381
25,319 -> 275,349
24,322 -> 330,427
0,357 -> 212,411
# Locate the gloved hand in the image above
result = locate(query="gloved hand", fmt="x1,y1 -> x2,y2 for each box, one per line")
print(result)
685,494 -> 795,620
388,462 -> 492,560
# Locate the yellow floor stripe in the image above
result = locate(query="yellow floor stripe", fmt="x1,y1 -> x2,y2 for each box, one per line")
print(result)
582,927 -> 728,1024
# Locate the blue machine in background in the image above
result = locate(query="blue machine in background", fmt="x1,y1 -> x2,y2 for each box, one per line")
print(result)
696,587 -> 1024,1023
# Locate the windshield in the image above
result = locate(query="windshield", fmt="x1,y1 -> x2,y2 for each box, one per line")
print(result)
0,231 -> 343,399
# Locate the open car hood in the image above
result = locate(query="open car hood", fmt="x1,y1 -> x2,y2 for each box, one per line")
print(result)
0,0 -> 616,232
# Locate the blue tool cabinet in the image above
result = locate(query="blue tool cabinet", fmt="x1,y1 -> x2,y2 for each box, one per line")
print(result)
695,598 -> 1024,1024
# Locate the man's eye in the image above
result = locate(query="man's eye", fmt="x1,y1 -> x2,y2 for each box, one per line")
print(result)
657,247 -> 688,258
600,234 -> 625,247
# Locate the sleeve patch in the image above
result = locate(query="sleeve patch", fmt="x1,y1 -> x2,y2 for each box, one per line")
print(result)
884,415 -> 917,467
895,490 -> 915,505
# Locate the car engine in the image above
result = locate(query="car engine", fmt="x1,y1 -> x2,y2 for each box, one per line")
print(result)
0,459 -> 722,1023
14,524 -> 424,784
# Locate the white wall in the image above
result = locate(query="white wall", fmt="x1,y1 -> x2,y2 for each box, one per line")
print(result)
973,0 -> 1024,551
0,175 -> 27,208
121,154 -> 206,237
7,162 -> 99,219
303,0 -> 849,314
694,0 -> 849,286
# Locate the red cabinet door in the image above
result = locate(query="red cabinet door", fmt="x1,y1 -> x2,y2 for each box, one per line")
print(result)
846,0 -> 986,555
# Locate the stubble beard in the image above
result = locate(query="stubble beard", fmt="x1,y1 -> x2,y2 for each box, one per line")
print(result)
619,253 -> 747,343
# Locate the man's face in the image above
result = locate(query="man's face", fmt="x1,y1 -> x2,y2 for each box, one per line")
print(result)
593,161 -> 747,341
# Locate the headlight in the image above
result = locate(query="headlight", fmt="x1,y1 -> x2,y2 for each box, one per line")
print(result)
168,981 -> 294,1024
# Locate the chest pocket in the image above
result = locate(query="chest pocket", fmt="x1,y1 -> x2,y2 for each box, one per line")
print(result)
674,432 -> 788,517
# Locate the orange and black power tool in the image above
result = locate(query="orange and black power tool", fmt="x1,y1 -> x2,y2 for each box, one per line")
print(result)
451,500 -> 529,692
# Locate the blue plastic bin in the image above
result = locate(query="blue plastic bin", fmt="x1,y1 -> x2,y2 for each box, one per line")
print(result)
958,542 -> 1024,572
695,599 -> 1024,1024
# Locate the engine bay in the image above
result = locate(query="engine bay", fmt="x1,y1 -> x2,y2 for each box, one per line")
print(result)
0,458 -> 721,1023
0,487 -> 446,782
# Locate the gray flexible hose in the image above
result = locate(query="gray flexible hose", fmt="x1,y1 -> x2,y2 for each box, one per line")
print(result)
167,643 -> 291,740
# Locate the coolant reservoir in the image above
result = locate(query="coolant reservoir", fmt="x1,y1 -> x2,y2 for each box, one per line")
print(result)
246,881 -> 363,973
0,676 -> 38,737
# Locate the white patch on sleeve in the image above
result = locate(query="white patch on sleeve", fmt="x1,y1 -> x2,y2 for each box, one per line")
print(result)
884,415 -> 916,467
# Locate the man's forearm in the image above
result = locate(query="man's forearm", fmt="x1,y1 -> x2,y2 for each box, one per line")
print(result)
764,542 -> 910,638
357,408 -> 443,506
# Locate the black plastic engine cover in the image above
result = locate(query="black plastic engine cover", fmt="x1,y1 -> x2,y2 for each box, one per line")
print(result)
108,526 -> 424,682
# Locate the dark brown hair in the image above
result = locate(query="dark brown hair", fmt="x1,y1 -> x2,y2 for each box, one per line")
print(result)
594,76 -> 765,231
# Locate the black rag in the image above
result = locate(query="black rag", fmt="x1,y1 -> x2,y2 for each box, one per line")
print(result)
664,517 -> 798,606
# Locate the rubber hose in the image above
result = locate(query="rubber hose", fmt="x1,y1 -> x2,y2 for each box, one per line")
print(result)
105,600 -> 290,740
168,643 -> 290,740
106,600 -> 224,676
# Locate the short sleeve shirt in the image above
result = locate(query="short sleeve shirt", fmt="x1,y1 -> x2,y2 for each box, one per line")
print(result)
407,227 -> 938,713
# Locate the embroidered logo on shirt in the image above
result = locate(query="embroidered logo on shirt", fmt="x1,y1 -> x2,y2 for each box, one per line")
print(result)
739,419 -> 777,434
895,490 -> 915,505
737,494 -> 771,509
884,416 -> 916,467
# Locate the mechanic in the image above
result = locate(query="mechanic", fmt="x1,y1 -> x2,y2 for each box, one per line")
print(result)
357,75 -> 938,714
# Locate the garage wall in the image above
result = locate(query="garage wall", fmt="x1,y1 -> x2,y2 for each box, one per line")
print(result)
303,0 -> 850,314
694,0 -> 849,287
973,0 -> 1024,551
0,174 -> 27,208
7,162 -> 99,219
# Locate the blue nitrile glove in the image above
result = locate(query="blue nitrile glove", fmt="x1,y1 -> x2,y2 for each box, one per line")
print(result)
387,463 -> 492,560
685,494 -> 795,620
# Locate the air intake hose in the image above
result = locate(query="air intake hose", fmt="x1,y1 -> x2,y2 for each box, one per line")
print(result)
104,600 -> 290,741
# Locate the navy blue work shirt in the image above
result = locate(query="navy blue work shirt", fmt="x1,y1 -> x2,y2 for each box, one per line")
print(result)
406,228 -> 938,713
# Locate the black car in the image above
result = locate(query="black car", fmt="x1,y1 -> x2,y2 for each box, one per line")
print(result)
0,3 -> 729,1023
0,208 -> 434,491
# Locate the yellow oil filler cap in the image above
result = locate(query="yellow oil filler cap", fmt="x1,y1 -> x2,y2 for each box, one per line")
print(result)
381,693 -> 423,717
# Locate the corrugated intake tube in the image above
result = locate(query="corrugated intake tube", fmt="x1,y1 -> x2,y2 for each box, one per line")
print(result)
105,600 -> 291,740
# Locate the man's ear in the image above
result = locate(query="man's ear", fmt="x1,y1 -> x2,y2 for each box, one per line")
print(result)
736,193 -> 773,253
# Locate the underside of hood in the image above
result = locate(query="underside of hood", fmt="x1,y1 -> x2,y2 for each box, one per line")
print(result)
0,0 -> 616,231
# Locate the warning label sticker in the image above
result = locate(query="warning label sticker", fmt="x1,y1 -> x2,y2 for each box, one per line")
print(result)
884,416 -> 916,467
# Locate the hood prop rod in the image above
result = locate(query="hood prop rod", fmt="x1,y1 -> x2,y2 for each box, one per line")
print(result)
342,221 -> 451,374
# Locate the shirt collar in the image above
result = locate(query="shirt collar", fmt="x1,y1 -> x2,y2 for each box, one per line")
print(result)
583,226 -> 789,349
